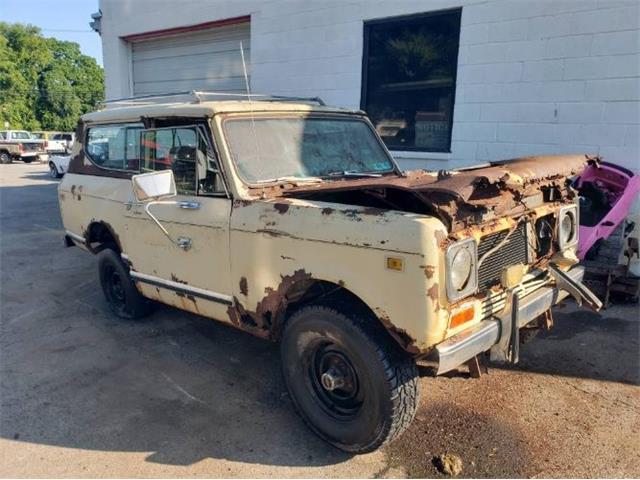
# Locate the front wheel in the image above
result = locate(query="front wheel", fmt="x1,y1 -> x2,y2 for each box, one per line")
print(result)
281,305 -> 419,453
49,162 -> 61,178
1,152 -> 12,164
98,249 -> 153,319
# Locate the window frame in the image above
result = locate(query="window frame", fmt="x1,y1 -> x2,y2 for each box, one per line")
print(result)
139,123 -> 229,198
360,8 -> 462,154
84,122 -> 145,173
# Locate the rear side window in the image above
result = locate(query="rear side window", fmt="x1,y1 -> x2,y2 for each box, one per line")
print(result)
86,123 -> 143,171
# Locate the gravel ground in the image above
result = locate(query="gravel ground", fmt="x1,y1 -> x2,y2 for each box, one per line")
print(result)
1,163 -> 639,478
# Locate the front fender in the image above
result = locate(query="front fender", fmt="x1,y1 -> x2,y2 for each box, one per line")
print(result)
229,198 -> 449,351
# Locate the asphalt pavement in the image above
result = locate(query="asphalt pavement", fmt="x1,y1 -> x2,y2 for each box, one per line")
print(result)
1,162 -> 638,478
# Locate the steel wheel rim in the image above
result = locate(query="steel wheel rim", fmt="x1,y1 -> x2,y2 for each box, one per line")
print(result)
307,342 -> 363,418
105,265 -> 126,307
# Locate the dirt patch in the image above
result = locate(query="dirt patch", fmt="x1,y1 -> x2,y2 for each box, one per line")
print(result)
385,401 -> 534,478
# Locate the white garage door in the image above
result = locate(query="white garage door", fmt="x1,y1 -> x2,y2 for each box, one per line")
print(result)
131,22 -> 250,96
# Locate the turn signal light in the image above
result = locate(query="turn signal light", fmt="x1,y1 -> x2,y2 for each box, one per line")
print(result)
449,305 -> 475,329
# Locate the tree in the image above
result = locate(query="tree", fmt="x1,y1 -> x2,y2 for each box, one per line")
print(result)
0,22 -> 104,131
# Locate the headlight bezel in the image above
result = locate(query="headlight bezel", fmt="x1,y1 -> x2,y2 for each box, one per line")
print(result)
557,204 -> 579,250
445,238 -> 478,302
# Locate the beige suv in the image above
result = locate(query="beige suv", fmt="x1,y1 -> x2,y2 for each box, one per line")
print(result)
58,92 -> 601,452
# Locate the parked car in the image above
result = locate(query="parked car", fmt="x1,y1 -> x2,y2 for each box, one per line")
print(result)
49,132 -> 75,154
58,93 -> 602,453
48,154 -> 71,178
0,130 -> 45,163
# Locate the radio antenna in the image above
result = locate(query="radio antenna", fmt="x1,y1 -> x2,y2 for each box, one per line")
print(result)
240,41 -> 261,183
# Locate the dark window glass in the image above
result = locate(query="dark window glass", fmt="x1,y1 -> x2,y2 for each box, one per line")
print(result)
86,123 -> 143,171
362,10 -> 461,152
141,126 -> 224,195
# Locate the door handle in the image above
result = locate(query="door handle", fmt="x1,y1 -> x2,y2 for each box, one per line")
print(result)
178,201 -> 200,210
124,200 -> 143,210
177,237 -> 192,250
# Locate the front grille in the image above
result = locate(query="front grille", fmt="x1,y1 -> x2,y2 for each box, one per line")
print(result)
477,222 -> 528,291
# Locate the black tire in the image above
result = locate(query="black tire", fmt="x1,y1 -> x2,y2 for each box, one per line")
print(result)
49,162 -> 61,178
98,248 -> 153,319
0,152 -> 12,164
23,157 -> 33,163
281,305 -> 419,453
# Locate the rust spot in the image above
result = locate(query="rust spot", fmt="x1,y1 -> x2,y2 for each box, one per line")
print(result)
376,309 -> 420,355
226,269 -> 312,338
239,277 -> 248,296
233,199 -> 252,208
321,207 -> 335,215
434,229 -> 448,246
361,206 -> 385,216
427,283 -> 440,313
274,203 -> 290,214
342,209 -> 362,221
423,265 -> 436,279
170,274 -> 188,285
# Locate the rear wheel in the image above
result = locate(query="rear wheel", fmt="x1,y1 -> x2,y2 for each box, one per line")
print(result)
23,157 -> 33,163
0,152 -> 12,164
281,305 -> 419,453
98,249 -> 153,319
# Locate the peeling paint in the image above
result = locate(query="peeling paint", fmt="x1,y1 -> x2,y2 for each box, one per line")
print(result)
427,283 -> 440,313
274,203 -> 290,214
423,265 -> 436,279
239,277 -> 248,296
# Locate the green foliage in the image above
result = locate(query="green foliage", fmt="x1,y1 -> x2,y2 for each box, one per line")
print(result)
0,22 -> 104,131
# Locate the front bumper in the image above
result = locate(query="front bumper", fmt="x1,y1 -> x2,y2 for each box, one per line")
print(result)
435,265 -> 594,375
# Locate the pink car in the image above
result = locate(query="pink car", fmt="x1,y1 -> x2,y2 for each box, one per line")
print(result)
575,160 -> 640,260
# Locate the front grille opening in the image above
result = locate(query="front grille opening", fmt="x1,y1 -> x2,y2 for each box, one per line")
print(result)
477,222 -> 528,292
534,214 -> 555,257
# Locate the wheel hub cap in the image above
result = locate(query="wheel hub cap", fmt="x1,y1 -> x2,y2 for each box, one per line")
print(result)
320,367 -> 345,391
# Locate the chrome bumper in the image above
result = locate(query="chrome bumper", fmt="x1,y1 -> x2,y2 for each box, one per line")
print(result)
436,265 -> 592,375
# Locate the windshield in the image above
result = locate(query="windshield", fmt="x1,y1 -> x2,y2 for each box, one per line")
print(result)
11,131 -> 32,140
224,116 -> 395,183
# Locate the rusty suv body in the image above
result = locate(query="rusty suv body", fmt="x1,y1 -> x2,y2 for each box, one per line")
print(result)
58,95 -> 600,452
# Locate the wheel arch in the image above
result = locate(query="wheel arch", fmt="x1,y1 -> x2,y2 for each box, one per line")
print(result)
266,276 -> 419,355
84,220 -> 123,254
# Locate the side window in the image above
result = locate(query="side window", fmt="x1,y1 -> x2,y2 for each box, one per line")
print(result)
141,126 -> 225,196
0,132 -> 5,140
86,123 -> 143,171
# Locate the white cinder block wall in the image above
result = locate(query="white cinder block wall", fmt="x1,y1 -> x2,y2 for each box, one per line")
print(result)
100,0 -> 639,173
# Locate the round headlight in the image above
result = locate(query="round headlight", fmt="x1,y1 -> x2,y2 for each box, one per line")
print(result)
561,210 -> 576,244
450,246 -> 473,291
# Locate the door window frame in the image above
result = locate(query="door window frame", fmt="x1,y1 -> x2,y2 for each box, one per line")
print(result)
139,123 -> 229,198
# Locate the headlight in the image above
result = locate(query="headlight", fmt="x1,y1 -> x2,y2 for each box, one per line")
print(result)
558,204 -> 578,250
446,238 -> 478,302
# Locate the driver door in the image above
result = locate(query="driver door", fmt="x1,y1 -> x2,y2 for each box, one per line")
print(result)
124,125 -> 233,321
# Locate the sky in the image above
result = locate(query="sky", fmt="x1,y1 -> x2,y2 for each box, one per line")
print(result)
0,0 -> 103,65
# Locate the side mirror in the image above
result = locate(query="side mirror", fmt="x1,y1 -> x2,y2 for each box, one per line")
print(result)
131,170 -> 176,202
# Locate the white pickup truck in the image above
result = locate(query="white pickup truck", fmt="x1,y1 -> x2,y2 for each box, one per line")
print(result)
47,132 -> 75,154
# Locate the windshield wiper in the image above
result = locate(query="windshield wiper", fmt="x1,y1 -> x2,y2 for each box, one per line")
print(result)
256,176 -> 324,185
326,170 -> 383,178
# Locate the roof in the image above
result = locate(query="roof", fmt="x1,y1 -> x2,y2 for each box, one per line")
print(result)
81,100 -> 365,124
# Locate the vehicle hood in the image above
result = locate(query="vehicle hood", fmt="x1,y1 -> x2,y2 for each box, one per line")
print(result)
283,155 -> 590,232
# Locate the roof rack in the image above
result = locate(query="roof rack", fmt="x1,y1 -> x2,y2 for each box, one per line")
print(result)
101,90 -> 325,109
